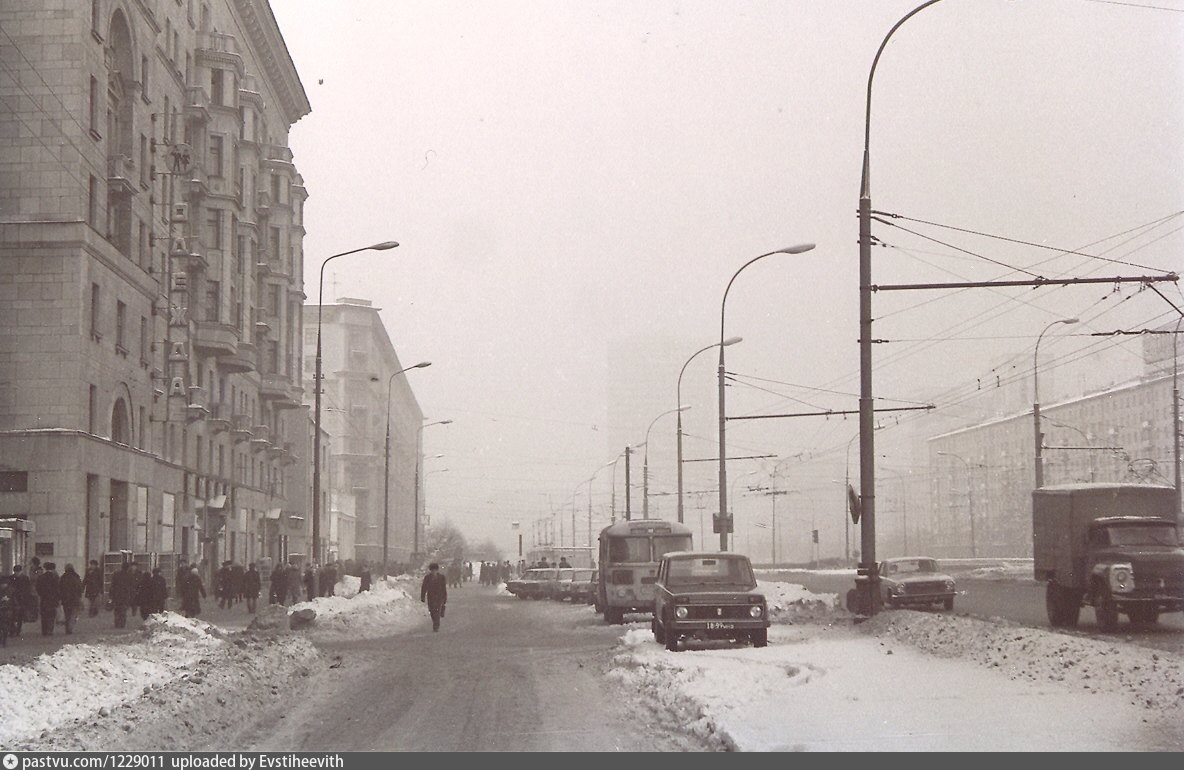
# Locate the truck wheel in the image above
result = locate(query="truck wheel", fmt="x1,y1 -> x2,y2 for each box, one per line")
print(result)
750,628 -> 768,648
1095,589 -> 1119,632
652,616 -> 666,644
942,597 -> 954,611
665,632 -> 679,652
1046,583 -> 1079,628
604,606 -> 624,625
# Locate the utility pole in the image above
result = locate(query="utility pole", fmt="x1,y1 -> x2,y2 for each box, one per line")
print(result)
625,445 -> 633,521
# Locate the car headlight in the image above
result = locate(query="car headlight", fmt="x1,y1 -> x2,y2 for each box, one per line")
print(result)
1108,563 -> 1134,594
674,606 -> 688,619
616,587 -> 629,598
749,605 -> 763,618
945,580 -> 955,591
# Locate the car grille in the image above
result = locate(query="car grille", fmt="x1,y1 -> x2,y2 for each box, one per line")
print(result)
684,605 -> 753,620
900,581 -> 946,595
1134,573 -> 1184,596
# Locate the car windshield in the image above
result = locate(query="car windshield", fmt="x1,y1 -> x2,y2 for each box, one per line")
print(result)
556,569 -> 573,580
572,569 -> 595,580
666,556 -> 754,587
885,559 -> 938,575
1102,524 -> 1180,547
525,570 -> 548,579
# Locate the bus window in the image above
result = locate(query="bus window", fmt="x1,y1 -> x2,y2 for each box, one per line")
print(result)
653,534 -> 693,560
609,536 -> 651,563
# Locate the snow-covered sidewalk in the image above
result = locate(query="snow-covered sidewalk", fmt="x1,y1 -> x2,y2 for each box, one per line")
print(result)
607,580 -> 1184,751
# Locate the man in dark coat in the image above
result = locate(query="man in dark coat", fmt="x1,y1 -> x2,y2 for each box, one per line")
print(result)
59,563 -> 84,633
174,560 -> 190,612
269,564 -> 286,605
303,566 -> 315,602
359,565 -> 372,593
420,562 -> 448,632
82,560 -> 103,617
216,561 -> 233,609
180,566 -> 205,617
35,562 -> 60,636
110,562 -> 134,628
11,565 -> 33,637
135,567 -> 154,620
127,562 -> 142,616
147,568 -> 168,615
230,562 -> 245,606
243,563 -> 261,613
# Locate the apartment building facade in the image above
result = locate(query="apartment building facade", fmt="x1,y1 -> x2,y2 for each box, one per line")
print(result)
302,298 -> 424,566
0,0 -> 312,581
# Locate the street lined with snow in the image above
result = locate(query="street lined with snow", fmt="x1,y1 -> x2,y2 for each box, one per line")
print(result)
2,574 -> 1181,751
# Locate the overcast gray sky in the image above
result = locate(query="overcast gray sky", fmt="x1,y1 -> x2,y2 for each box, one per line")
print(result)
271,0 -> 1183,559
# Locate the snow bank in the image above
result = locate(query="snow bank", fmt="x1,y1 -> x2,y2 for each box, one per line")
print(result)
759,580 -> 839,624
287,576 -> 423,641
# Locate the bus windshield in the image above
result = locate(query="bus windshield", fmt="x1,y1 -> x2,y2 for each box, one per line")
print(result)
608,536 -> 652,563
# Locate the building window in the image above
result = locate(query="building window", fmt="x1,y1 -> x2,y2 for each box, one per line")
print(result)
87,175 -> 100,229
139,134 -> 149,186
115,300 -> 127,353
209,134 -> 223,177
211,69 -> 223,106
88,384 -> 98,433
91,0 -> 102,38
206,207 -> 222,250
138,219 -> 150,270
140,315 -> 150,364
90,283 -> 101,340
88,76 -> 100,138
0,471 -> 29,493
205,280 -> 220,323
140,54 -> 150,102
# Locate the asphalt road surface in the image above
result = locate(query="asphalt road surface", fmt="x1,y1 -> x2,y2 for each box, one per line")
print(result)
242,586 -> 695,752
760,571 -> 1184,655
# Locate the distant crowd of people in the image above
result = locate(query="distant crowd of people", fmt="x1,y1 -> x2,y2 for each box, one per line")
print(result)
0,556 -> 404,645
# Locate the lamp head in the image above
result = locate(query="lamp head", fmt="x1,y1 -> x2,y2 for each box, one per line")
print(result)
1061,318 -> 1080,325
722,336 -> 743,347
370,241 -> 400,251
777,243 -> 816,255
413,361 -> 432,369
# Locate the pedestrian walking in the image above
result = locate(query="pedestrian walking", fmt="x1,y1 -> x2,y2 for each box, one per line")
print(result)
35,562 -> 60,636
243,563 -> 261,613
59,563 -> 83,634
0,583 -> 16,646
420,562 -> 448,632
11,565 -> 33,637
146,568 -> 168,615
359,565 -> 372,593
180,566 -> 205,617
286,564 -> 301,605
110,562 -> 133,628
216,561 -> 233,609
269,564 -> 286,605
82,560 -> 103,617
135,566 -> 153,621
303,565 -> 315,602
230,562 -> 245,606
127,562 -> 142,617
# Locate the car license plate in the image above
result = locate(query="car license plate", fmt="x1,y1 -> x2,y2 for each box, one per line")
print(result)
706,621 -> 735,630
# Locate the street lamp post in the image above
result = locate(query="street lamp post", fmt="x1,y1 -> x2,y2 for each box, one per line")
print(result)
1034,318 -> 1079,488
678,338 -> 741,524
858,0 -> 945,615
313,240 -> 398,586
645,406 -> 689,520
412,419 -> 452,563
938,451 -> 976,558
1174,316 -> 1183,521
718,244 -> 815,551
382,361 -> 431,575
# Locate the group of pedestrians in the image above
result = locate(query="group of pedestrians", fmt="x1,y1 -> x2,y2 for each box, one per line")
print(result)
476,560 -> 514,586
0,560 -> 85,639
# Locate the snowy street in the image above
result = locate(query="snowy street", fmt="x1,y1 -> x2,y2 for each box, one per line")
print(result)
2,575 -> 1182,751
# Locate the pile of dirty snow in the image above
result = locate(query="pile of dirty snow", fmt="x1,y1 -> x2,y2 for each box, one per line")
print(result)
287,576 -> 424,641
759,580 -> 839,624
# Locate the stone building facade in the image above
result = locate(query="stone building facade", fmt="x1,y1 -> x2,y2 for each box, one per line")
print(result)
303,298 -> 424,567
0,0 -> 312,582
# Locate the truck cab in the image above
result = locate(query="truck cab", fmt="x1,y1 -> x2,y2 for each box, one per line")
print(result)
1034,484 -> 1184,631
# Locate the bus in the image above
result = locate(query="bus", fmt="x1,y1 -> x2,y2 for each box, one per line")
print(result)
596,519 -> 693,624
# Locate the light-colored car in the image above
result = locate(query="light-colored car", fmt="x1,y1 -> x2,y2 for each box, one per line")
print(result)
506,568 -> 551,599
652,552 -> 769,651
556,568 -> 597,603
879,557 -> 957,610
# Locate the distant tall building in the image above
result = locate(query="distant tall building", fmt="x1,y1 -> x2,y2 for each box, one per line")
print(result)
0,0 -> 311,581
302,299 -> 424,565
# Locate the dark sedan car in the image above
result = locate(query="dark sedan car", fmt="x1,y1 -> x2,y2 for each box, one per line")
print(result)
652,552 -> 769,651
879,557 -> 957,610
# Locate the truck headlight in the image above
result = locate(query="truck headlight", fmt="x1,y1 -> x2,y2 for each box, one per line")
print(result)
945,580 -> 955,591
749,605 -> 763,618
674,606 -> 688,619
1108,563 -> 1134,594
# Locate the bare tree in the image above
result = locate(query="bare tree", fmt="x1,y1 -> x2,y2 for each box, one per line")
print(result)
422,520 -> 468,564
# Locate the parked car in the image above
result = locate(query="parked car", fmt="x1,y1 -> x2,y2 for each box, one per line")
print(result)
556,568 -> 597,603
542,568 -> 573,600
879,557 -> 957,610
506,568 -> 552,599
652,551 -> 769,651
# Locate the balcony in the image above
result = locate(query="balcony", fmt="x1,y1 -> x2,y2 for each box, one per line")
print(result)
185,86 -> 210,123
230,414 -> 252,443
192,320 -> 238,358
220,340 -> 254,374
206,402 -> 231,434
250,424 -> 270,452
106,155 -> 137,197
186,384 -> 210,422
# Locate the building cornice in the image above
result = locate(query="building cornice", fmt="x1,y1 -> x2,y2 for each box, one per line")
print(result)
233,0 -> 311,126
